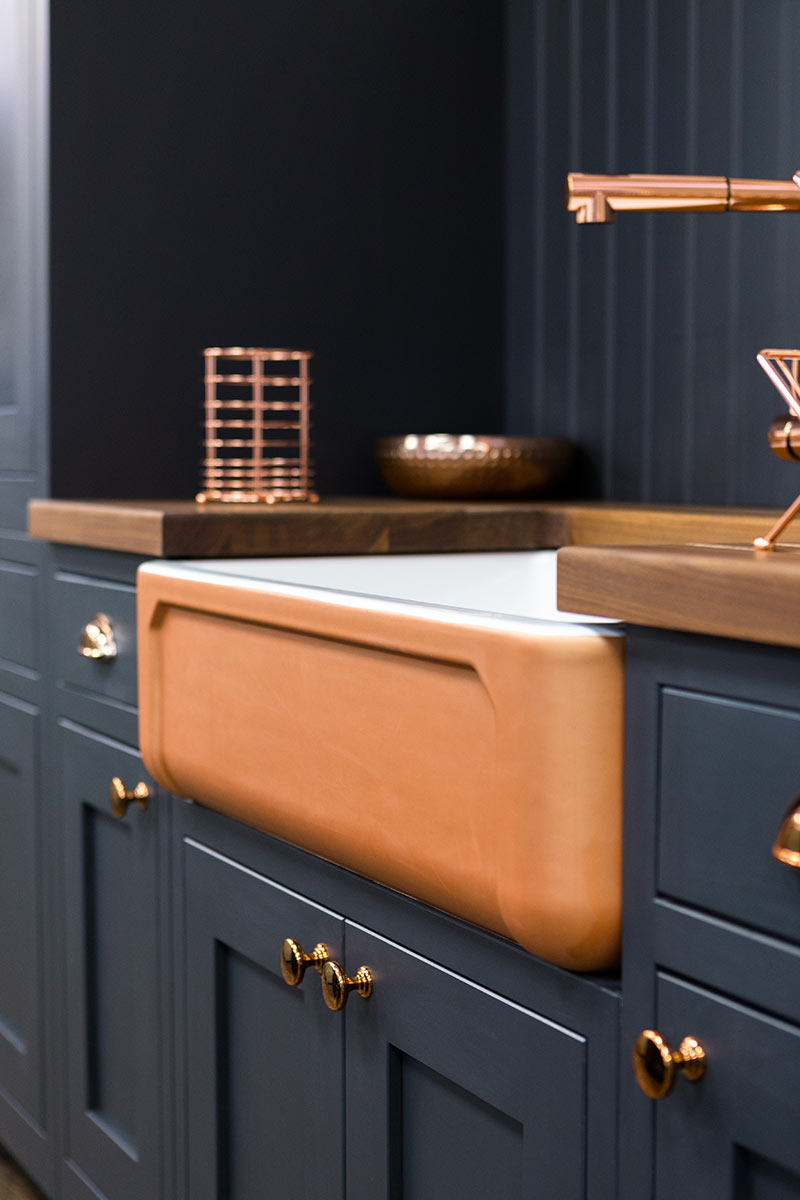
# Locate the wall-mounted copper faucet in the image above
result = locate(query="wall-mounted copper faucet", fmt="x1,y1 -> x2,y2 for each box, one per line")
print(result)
567,170 -> 800,550
566,172 -> 800,224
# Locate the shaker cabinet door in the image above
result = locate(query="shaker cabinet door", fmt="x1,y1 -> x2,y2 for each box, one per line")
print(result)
59,720 -> 166,1200
646,974 -> 800,1199
182,839 -> 345,1200
0,693 -> 50,1165
344,922 -> 588,1200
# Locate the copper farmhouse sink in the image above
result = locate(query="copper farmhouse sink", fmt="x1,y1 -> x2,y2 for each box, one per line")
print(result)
137,551 -> 625,971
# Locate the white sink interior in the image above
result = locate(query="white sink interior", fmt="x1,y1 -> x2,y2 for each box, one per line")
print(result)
147,550 -> 619,631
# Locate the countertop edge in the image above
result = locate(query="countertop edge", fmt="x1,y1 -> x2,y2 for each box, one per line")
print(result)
558,542 -> 800,650
26,498 -> 781,559
28,499 -> 167,556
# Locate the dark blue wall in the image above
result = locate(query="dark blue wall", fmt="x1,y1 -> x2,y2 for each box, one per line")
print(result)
507,0 -> 800,506
45,2 -> 800,506
49,2 -> 505,500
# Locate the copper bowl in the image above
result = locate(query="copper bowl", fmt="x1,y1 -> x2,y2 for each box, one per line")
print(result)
376,434 -> 575,500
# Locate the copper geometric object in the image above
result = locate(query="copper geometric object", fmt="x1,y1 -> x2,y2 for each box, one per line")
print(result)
754,349 -> 800,549
196,347 -> 318,504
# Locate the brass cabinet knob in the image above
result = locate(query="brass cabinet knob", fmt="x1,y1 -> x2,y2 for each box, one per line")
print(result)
772,797 -> 800,868
320,959 -> 373,1012
633,1029 -> 706,1099
279,938 -> 329,987
79,613 -> 118,660
109,777 -> 150,819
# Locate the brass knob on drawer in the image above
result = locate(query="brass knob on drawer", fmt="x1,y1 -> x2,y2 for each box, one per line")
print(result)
109,777 -> 150,819
79,613 -> 118,660
772,797 -> 800,869
633,1030 -> 706,1099
279,938 -> 329,987
320,959 -> 373,1012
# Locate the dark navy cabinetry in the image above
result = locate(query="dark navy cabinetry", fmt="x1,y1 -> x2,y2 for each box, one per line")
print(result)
21,566 -> 800,1200
174,803 -> 620,1200
0,2 -> 52,1183
0,674 -> 51,1185
58,722 -> 167,1200
182,839 -> 346,1200
42,549 -> 173,1200
621,629 -> 800,1199
26,562 -> 800,1200
0,534 -> 52,1191
344,923 -> 589,1199
0,692 -> 42,1120
22,545 -> 620,1200
0,2 -> 50,1178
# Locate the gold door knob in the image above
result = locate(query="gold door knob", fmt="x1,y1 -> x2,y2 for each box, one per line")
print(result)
773,797 -> 800,868
109,777 -> 150,819
279,938 -> 329,987
320,959 -> 373,1012
633,1029 -> 706,1099
79,614 -> 118,660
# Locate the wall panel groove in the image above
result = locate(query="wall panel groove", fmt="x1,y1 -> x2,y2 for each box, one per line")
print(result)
507,0 -> 800,506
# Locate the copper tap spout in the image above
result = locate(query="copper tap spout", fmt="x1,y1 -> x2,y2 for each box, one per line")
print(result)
566,172 -> 800,223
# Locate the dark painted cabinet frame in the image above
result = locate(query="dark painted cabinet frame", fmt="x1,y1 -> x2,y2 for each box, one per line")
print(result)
0,533 -> 620,1200
173,803 -> 621,1200
43,548 -> 176,1200
0,685 -> 51,1185
19,562 -> 800,1200
620,629 -> 800,1198
0,4 -> 52,1181
182,839 -> 346,1199
58,721 -> 169,1200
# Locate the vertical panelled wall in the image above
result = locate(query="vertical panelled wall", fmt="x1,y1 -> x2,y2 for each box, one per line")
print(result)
507,0 -> 800,506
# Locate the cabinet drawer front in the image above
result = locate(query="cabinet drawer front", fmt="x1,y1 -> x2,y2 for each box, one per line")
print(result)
658,688 -> 800,943
52,573 -> 137,707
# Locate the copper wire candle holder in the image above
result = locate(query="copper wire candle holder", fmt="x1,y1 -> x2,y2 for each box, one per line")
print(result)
196,347 -> 318,504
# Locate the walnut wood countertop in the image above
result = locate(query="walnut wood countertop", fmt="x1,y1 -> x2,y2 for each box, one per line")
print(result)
31,497 -> 799,645
29,497 -> 565,557
558,541 -> 800,649
27,498 -> 783,559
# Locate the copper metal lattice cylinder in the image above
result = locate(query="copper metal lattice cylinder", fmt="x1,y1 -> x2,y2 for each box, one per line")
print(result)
196,347 -> 318,504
